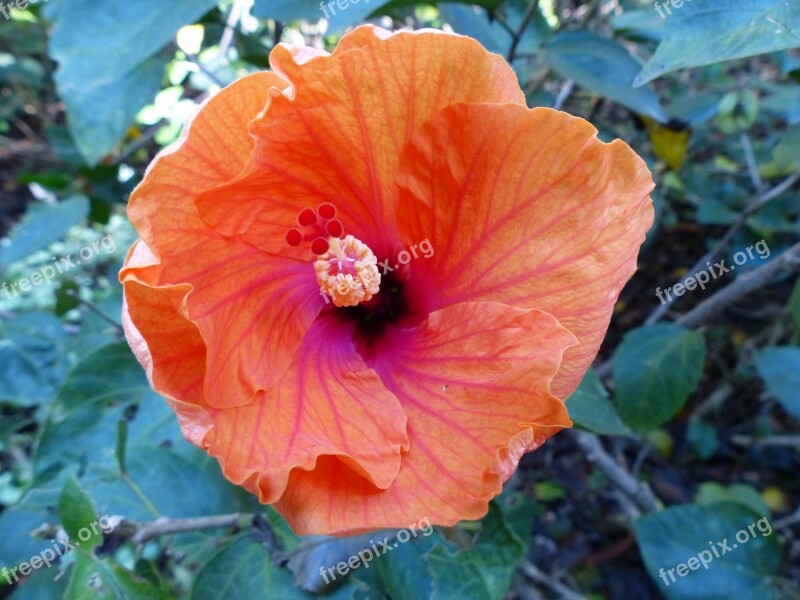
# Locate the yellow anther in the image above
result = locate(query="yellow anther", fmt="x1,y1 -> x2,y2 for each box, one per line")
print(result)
314,235 -> 381,307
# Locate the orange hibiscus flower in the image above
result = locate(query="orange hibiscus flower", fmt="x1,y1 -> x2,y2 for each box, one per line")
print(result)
120,25 -> 654,535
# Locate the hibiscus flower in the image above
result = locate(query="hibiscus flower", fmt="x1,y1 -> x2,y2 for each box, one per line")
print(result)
120,25 -> 654,535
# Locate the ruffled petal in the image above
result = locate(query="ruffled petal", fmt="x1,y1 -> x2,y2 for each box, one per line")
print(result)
272,302 -> 575,535
126,71 -> 288,256
121,71 -> 324,408
204,313 -> 409,504
194,25 -> 525,260
395,103 -> 654,399
121,242 -> 210,446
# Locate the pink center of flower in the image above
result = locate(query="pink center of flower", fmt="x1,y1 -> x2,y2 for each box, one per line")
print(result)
314,235 -> 381,307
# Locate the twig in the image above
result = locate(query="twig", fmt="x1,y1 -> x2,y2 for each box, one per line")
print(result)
646,172 -> 800,324
216,0 -> 245,60
114,120 -> 167,164
691,383 -> 734,420
186,54 -> 227,88
492,14 -> 517,38
730,434 -> 800,449
507,0 -> 540,62
66,290 -> 125,334
553,80 -> 574,111
677,240 -> 800,327
520,561 -> 586,600
569,430 -> 659,514
775,507 -> 800,530
127,513 -> 253,545
740,132 -> 764,193
33,513 -> 256,548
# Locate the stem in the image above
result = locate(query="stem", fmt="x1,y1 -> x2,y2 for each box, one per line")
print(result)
129,513 -> 253,545
507,0 -> 540,63
646,172 -> 800,324
677,241 -> 800,328
569,430 -> 659,515
520,562 -> 586,600
740,131 -> 764,192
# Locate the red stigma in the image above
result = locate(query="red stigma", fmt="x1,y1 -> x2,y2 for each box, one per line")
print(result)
298,208 -> 316,227
326,219 -> 344,237
311,237 -> 330,255
286,229 -> 303,247
318,203 -> 336,219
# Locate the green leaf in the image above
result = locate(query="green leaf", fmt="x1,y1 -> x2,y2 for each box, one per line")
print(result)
612,324 -> 706,432
427,504 -> 524,600
54,279 -> 81,316
543,30 -> 667,122
439,1 -> 549,62
635,0 -> 800,86
64,552 -> 174,600
0,196 -> 88,267
772,123 -> 800,171
371,529 -> 441,600
49,0 -> 218,164
0,507 -> 53,572
0,312 -> 70,406
191,535 -> 351,600
754,347 -> 800,419
686,419 -> 719,460
286,529 -> 394,592
762,85 -> 800,124
87,446 -> 248,521
566,368 -> 630,435
790,277 -> 800,327
7,564 -> 67,599
694,482 -> 770,517
116,419 -> 128,475
35,343 -> 182,476
252,0 -> 391,33
33,341 -> 245,522
635,503 -> 782,599
438,3 -> 509,54
58,477 -> 102,552
612,9 -> 666,43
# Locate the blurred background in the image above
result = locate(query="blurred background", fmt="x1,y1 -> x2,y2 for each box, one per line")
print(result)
1,0 -> 799,598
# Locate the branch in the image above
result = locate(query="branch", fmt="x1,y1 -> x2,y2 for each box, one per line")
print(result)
775,507 -> 800,530
519,561 -> 586,600
569,430 -> 659,515
507,0 -> 540,63
646,172 -> 800,324
730,434 -> 800,449
677,241 -> 800,328
553,80 -> 574,111
34,513 -> 256,548
740,132 -> 764,193
124,513 -> 254,545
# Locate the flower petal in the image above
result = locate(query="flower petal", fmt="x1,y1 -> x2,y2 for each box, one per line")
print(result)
121,242 -> 210,446
121,71 -> 322,408
204,313 -> 409,503
194,26 -> 525,259
395,103 -> 654,399
126,71 -> 288,256
273,301 -> 575,535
